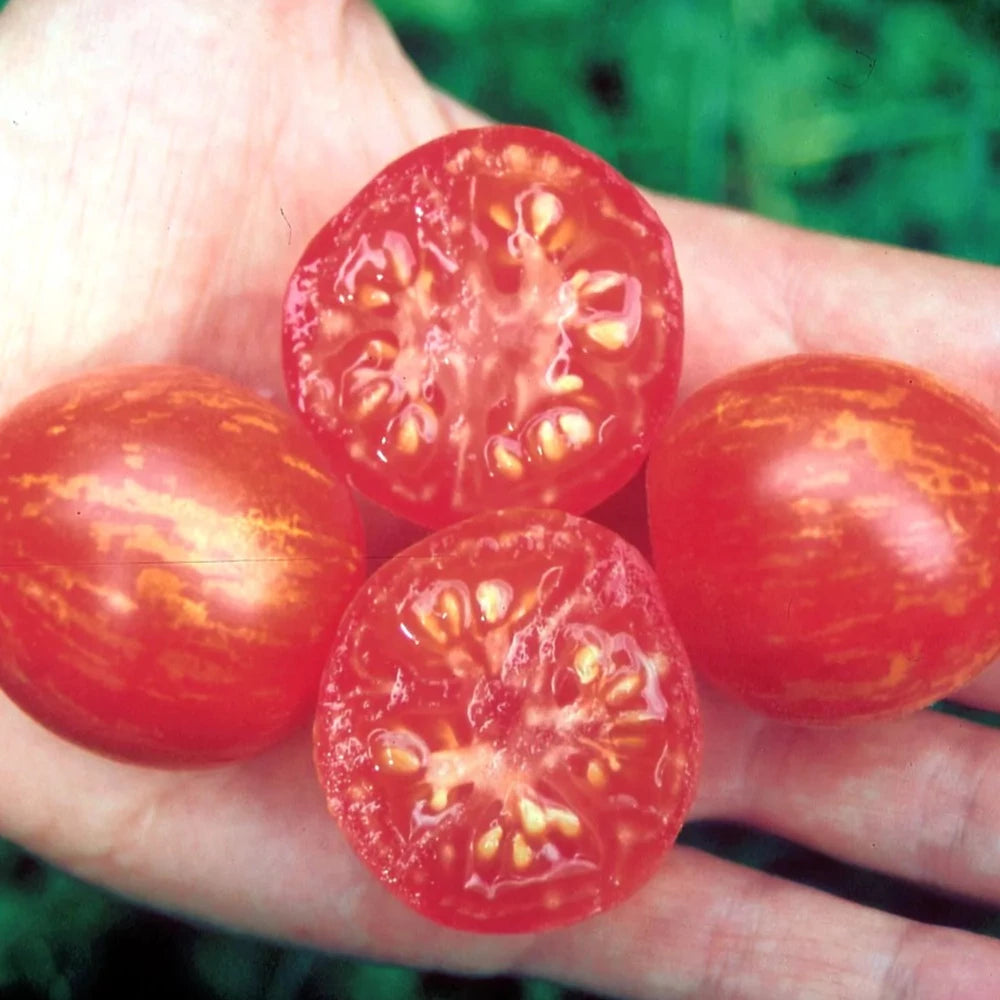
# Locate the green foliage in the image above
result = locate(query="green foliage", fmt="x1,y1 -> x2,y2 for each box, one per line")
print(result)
378,0 -> 1000,263
0,842 -> 121,998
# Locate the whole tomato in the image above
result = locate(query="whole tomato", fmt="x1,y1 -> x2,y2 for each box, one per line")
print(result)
0,366 -> 364,766
283,125 -> 684,528
646,354 -> 1000,723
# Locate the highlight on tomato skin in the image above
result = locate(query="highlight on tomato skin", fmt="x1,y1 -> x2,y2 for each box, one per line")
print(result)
0,365 -> 366,767
646,353 -> 1000,724
283,124 -> 684,529
313,507 -> 702,934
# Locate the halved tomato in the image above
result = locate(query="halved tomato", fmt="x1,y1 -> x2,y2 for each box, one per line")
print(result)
313,508 -> 701,933
283,125 -> 683,527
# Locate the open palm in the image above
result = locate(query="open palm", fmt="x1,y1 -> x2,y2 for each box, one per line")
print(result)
2,2 -> 999,997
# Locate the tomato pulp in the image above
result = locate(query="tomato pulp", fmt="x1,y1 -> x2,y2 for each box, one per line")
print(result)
647,354 -> 1000,723
313,508 -> 701,932
283,125 -> 684,527
0,366 -> 365,765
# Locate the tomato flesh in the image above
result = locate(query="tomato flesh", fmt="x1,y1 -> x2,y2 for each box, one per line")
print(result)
313,508 -> 701,933
0,366 -> 365,765
284,125 -> 683,528
647,354 -> 1000,723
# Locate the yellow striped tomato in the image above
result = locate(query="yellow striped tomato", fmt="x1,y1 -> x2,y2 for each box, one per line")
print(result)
0,366 -> 364,765
647,354 -> 1000,723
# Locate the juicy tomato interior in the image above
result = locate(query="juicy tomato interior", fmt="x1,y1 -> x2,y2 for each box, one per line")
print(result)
284,125 -> 683,528
313,508 -> 701,933
646,353 -> 1000,723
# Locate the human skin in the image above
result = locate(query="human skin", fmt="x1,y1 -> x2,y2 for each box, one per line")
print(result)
1,2 -> 1000,998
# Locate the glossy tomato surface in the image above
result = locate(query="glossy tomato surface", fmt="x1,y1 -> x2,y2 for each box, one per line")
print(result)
283,125 -> 684,528
0,366 -> 365,766
313,508 -> 701,933
647,354 -> 1000,724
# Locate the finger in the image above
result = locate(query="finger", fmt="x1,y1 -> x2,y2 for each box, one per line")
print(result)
640,192 -> 1000,409
696,689 -> 1000,910
524,848 -> 1000,1000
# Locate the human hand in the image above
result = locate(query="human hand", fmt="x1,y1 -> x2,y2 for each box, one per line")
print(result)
1,2 -> 999,998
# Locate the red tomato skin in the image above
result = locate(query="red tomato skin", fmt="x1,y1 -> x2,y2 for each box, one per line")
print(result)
646,354 -> 1000,724
283,125 -> 683,528
0,366 -> 365,766
314,508 -> 701,934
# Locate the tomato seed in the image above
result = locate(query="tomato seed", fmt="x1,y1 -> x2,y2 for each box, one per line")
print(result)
605,672 -> 643,707
573,645 -> 601,685
488,202 -> 515,231
491,442 -> 525,480
557,412 -> 594,446
476,826 -> 503,862
475,580 -> 511,624
585,318 -> 630,351
518,796 -> 547,837
511,832 -> 534,870
529,191 -> 562,236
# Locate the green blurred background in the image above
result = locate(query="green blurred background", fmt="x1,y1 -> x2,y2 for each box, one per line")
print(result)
1,0 -> 998,998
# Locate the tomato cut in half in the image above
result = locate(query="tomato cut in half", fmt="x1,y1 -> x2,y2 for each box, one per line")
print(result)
283,125 -> 684,528
313,508 -> 701,933
647,354 -> 1000,724
0,366 -> 365,766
